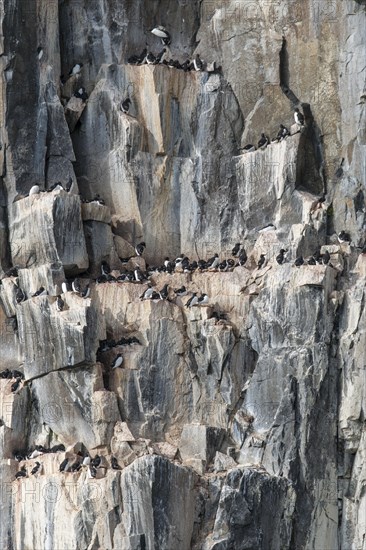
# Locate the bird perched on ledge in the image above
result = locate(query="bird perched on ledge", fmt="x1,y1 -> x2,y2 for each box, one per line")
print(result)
294,107 -> 304,126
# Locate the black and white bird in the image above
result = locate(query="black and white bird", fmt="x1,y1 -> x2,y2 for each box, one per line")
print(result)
120,98 -> 131,114
145,52 -> 156,65
15,286 -> 26,303
193,54 -> 204,71
239,144 -> 256,153
74,87 -> 88,101
70,460 -> 82,472
174,286 -> 187,297
61,282 -> 69,294
48,182 -> 64,192
11,378 -> 22,393
140,285 -> 154,300
72,279 -> 81,294
135,242 -> 146,256
31,461 -> 42,475
197,293 -> 209,306
29,185 -> 40,196
81,285 -> 90,298
65,177 -> 73,192
258,133 -> 270,149
208,254 -> 220,269
338,231 -> 351,243
159,283 -> 169,300
111,456 -> 121,470
88,466 -> 97,478
111,354 -> 123,369
59,458 -> 69,472
322,250 -> 330,265
294,108 -> 305,126
276,124 -> 290,141
294,256 -> 304,267
134,269 -> 146,282
257,254 -> 267,269
101,261 -> 111,276
37,46 -> 43,60
307,257 -> 316,265
15,466 -> 27,479
231,243 -> 241,256
238,248 -> 247,266
91,455 -> 101,468
82,455 -> 91,467
69,63 -> 83,76
151,26 -> 171,45
276,249 -> 287,265
186,293 -> 199,308
32,287 -> 47,297
127,48 -> 147,65
155,48 -> 167,64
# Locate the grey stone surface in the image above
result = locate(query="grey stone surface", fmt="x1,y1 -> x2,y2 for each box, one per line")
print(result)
0,0 -> 365,548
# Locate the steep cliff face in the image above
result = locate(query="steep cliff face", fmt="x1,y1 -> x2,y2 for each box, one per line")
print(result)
0,1 -> 365,549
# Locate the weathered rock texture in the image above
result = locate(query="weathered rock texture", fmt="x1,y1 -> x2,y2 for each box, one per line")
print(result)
0,1 -> 365,549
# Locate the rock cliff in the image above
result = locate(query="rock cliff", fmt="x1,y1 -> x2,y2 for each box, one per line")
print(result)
0,1 -> 365,549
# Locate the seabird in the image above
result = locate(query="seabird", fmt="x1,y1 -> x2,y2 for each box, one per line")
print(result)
61,282 -> 69,294
257,254 -> 267,269
29,449 -> 43,459
258,133 -> 270,149
4,266 -> 18,277
74,87 -> 88,101
29,185 -> 40,196
231,243 -> 241,256
134,269 -> 146,282
208,254 -> 220,269
145,52 -> 156,65
59,458 -> 69,472
15,466 -> 27,479
155,48 -> 167,63
12,370 -> 24,379
37,47 -> 43,60
276,249 -> 287,265
50,444 -> 65,453
11,378 -> 22,393
276,124 -> 290,141
151,291 -> 161,300
32,286 -> 47,297
15,286 -> 26,303
89,466 -> 97,478
135,242 -> 146,256
48,182 -> 64,192
91,455 -> 101,468
181,60 -> 193,72
294,256 -> 304,267
72,279 -> 81,294
101,261 -> 111,276
111,354 -> 123,369
193,54 -> 204,71
82,455 -> 91,466
196,293 -> 209,306
174,286 -> 187,297
239,144 -> 256,153
120,98 -> 131,114
14,452 -> 25,461
69,63 -> 83,76
151,26 -> 171,45
140,285 -> 154,300
307,257 -> 316,265
31,461 -> 42,475
65,177 -> 73,192
322,250 -> 330,265
70,460 -> 82,472
111,456 -> 121,470
186,293 -> 198,307
238,248 -> 247,266
294,108 -> 305,126
81,285 -> 90,298
91,194 -> 105,205
338,231 -> 351,243
159,283 -> 169,300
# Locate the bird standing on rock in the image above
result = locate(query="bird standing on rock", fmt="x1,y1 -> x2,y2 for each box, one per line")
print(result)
15,466 -> 27,479
120,98 -> 131,114
258,133 -> 270,149
294,256 -> 304,267
231,243 -> 241,256
111,457 -> 121,470
111,354 -> 123,369
257,254 -> 267,269
186,293 -> 198,307
135,242 -> 146,256
276,249 -> 287,265
294,108 -> 305,126
238,248 -> 247,266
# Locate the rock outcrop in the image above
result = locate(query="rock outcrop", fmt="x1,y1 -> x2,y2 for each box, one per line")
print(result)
0,1 -> 365,549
